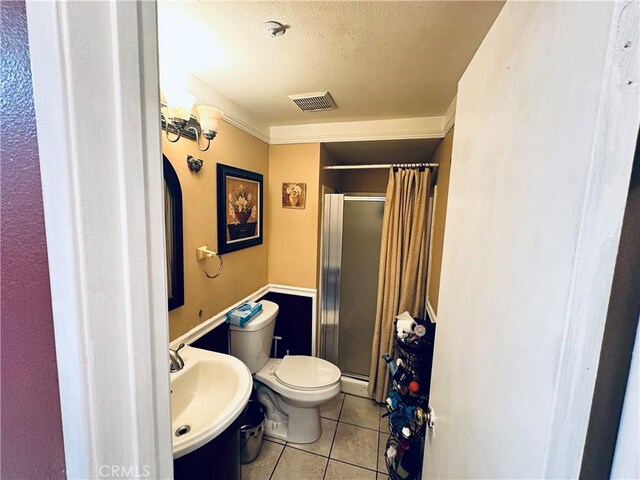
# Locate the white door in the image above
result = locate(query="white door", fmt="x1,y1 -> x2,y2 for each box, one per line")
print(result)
425,2 -> 638,479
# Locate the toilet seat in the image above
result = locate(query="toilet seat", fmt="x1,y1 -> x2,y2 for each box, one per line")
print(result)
275,356 -> 342,390
254,357 -> 342,401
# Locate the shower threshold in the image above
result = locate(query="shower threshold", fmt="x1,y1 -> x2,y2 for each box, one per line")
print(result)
340,375 -> 369,398
342,372 -> 369,382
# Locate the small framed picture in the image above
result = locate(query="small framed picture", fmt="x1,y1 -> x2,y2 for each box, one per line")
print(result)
217,163 -> 263,254
282,182 -> 307,209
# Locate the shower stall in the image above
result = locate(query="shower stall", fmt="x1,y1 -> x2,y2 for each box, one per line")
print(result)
319,194 -> 385,385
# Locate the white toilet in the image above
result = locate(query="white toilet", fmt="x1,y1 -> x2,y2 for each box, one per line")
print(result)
229,300 -> 342,444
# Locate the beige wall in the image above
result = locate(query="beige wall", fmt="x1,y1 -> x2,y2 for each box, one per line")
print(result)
268,144 -> 321,288
163,121 -> 269,340
427,127 -> 454,314
338,169 -> 389,193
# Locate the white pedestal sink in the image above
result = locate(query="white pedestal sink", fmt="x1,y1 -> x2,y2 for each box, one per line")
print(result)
170,345 -> 253,459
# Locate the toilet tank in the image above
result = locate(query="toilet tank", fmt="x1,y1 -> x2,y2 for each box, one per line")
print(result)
229,300 -> 279,373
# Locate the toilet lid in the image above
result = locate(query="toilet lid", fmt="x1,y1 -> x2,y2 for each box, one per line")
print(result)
275,356 -> 341,389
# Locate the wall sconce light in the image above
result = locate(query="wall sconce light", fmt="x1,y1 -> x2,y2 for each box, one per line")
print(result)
161,89 -> 223,152
163,88 -> 195,142
188,105 -> 223,152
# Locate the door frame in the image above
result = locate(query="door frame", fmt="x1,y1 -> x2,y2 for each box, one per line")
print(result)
26,1 -> 173,478
540,3 -> 638,475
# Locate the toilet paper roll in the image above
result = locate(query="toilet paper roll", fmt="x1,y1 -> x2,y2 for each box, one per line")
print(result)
396,318 -> 416,334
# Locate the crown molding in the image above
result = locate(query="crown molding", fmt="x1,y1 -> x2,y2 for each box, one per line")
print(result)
184,73 -> 271,144
184,72 -> 456,144
269,116 -> 446,144
222,114 -> 270,144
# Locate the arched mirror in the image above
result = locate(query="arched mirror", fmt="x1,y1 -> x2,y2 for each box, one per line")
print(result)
163,155 -> 184,310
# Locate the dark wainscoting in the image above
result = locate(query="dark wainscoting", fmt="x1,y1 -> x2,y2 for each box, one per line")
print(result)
259,292 -> 313,358
188,291 -> 313,358
190,322 -> 230,354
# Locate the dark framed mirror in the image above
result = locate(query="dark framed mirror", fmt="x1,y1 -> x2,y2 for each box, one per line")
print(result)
163,155 -> 184,310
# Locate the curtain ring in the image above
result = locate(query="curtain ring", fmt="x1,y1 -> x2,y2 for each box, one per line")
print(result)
203,252 -> 223,279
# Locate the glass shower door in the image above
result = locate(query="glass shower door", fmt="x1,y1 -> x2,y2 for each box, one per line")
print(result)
320,194 -> 385,379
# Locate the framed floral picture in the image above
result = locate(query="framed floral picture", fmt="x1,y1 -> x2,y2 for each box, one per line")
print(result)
216,163 -> 263,254
282,182 -> 307,209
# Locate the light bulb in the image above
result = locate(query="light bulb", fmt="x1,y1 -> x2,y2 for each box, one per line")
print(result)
164,88 -> 195,122
196,105 -> 223,133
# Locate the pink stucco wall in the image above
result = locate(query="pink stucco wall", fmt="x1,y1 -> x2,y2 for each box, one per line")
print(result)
0,1 -> 67,478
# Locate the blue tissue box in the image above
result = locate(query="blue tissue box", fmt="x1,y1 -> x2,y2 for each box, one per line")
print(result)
226,302 -> 263,328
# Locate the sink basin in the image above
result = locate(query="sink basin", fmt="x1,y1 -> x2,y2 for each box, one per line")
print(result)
170,346 -> 252,459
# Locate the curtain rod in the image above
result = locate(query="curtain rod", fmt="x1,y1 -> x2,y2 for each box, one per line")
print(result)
323,163 -> 439,170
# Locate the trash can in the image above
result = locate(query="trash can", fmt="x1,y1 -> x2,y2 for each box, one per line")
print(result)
240,400 -> 265,464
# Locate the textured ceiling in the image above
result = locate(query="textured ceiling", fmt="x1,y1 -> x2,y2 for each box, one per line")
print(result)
157,1 -> 504,127
324,138 -> 441,165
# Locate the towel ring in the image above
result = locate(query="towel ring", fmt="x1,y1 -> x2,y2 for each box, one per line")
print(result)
196,246 -> 224,279
204,254 -> 223,279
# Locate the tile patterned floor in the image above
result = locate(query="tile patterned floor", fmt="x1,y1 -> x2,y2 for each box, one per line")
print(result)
241,393 -> 392,480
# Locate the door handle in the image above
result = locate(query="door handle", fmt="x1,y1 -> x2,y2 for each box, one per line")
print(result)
426,407 -> 436,433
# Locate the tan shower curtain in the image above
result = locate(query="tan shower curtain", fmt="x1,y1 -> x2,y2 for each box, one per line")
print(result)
368,167 -> 431,402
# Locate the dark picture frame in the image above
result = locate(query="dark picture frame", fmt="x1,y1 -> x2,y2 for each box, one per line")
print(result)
163,155 -> 184,311
217,163 -> 263,254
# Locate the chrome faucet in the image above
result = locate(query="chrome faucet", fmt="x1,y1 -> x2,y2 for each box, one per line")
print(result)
169,343 -> 186,373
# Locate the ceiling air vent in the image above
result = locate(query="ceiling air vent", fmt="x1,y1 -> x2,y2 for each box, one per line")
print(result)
288,91 -> 336,112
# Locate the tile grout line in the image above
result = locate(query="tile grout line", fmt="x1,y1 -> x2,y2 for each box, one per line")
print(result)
331,395 -> 384,476
264,438 -> 285,446
324,394 -> 346,480
285,443 -> 332,459
328,458 -> 381,475
273,444 -> 331,478
340,394 -> 386,432
377,425 -> 381,475
267,441 -> 287,480
267,394 -> 385,479
338,418 -> 385,433
350,395 -> 386,471
380,402 -> 392,476
285,443 -> 380,476
267,394 -> 345,480
337,394 -> 383,474
320,416 -> 387,434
